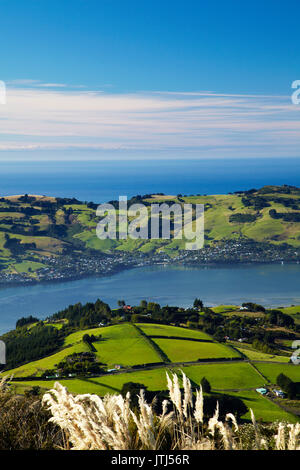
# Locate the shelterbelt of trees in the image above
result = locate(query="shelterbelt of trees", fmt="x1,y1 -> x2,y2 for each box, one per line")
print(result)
0,184 -> 299,276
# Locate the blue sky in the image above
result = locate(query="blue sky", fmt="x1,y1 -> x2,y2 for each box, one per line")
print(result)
0,0 -> 299,160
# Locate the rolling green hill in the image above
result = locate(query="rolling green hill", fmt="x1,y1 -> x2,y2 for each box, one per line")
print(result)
0,185 -> 299,277
3,322 -> 240,378
2,321 -> 299,424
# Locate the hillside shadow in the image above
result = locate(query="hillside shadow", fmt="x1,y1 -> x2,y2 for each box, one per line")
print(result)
78,377 -> 121,393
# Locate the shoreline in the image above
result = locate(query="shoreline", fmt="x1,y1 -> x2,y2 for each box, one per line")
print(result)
0,258 -> 299,291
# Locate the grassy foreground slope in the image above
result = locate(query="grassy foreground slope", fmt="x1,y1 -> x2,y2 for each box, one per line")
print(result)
12,362 -> 298,423
3,320 -> 299,424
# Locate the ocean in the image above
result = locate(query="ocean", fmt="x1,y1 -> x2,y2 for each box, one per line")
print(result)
0,157 -> 299,203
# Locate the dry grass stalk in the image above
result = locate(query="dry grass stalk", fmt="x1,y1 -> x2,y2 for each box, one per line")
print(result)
42,371 -> 300,451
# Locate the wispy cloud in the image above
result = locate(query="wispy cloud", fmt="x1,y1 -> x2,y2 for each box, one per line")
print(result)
6,79 -> 83,89
5,79 -> 42,87
0,82 -> 299,159
35,83 -> 68,88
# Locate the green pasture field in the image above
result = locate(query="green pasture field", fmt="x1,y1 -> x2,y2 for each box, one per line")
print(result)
278,306 -> 300,315
211,305 -> 238,314
0,232 -> 11,257
89,324 -> 161,367
44,322 -> 66,330
276,339 -> 294,348
74,230 -> 119,251
63,326 -> 109,345
138,323 -> 212,340
12,377 -> 299,423
65,324 -> 161,367
235,346 -> 290,362
13,233 -> 66,254
13,260 -> 47,274
253,362 -> 300,384
223,311 -> 265,319
225,390 -> 299,423
152,338 -> 241,362
4,324 -> 162,377
181,362 -> 264,390
5,342 -> 90,378
12,367 -> 173,396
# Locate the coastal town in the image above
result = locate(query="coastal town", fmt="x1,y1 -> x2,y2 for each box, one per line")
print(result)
0,238 -> 298,286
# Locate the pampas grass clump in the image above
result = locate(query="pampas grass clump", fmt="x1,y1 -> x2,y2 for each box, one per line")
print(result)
42,371 -> 300,451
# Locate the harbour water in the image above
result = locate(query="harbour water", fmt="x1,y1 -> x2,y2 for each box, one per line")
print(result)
0,263 -> 299,334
